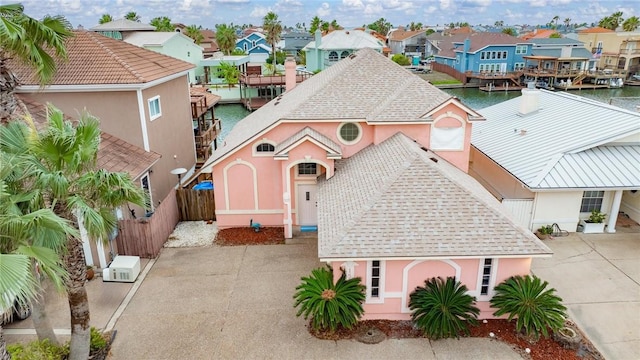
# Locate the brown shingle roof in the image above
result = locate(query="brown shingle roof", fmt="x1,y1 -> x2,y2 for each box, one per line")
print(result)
9,30 -> 194,86
389,29 -> 424,41
15,95 -> 161,180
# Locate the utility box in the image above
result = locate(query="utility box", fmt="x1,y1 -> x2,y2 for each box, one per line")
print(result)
102,256 -> 140,283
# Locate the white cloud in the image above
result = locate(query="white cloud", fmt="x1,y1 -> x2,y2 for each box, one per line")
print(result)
216,0 -> 249,3
342,0 -> 364,8
440,0 -> 452,10
249,5 -> 272,18
317,2 -> 331,17
363,3 -> 383,16
424,5 -> 438,14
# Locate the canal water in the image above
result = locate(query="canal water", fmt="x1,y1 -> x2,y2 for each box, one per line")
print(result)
215,87 -> 640,138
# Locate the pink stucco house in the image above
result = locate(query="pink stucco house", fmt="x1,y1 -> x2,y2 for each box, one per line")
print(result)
200,48 -> 552,319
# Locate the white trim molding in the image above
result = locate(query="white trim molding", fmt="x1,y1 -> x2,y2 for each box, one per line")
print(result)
401,259 -> 461,313
252,139 -> 277,157
136,89 -> 150,151
470,258 -> 499,301
223,159 -> 259,210
340,261 -> 358,280
366,260 -> 385,304
336,122 -> 363,145
148,95 -> 162,121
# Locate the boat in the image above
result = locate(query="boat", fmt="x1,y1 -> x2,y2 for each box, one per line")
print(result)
632,74 -> 640,81
609,78 -> 624,88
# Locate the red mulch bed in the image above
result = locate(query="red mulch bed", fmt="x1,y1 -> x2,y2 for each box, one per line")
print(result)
310,319 -> 604,360
215,226 -> 285,245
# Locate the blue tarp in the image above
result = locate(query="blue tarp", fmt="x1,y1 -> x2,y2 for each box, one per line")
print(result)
193,181 -> 214,190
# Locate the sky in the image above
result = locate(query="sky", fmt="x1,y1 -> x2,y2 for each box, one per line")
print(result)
16,0 -> 639,30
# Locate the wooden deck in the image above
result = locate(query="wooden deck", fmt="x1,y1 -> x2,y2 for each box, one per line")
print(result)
241,97 -> 269,111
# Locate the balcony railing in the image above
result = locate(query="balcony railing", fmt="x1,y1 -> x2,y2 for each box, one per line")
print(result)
619,48 -> 640,55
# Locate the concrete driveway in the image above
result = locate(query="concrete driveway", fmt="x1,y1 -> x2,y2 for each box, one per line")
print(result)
109,239 -> 522,360
531,231 -> 640,360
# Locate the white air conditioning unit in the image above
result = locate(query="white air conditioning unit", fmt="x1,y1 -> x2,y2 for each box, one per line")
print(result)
102,256 -> 140,283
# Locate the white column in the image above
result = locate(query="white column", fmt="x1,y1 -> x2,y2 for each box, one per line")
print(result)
96,239 -> 108,269
606,190 -> 623,233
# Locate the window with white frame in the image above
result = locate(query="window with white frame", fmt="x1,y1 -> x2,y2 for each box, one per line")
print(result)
580,191 -> 604,212
370,260 -> 381,297
298,163 -> 317,176
480,258 -> 493,296
515,45 -> 527,54
148,96 -> 161,121
337,122 -> 362,144
340,51 -> 350,59
256,142 -> 275,153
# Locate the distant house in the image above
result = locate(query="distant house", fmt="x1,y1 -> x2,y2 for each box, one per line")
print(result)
528,38 -> 597,71
427,32 -> 532,73
388,28 -> 428,57
303,29 -> 386,72
89,18 -> 155,40
236,32 -> 271,62
577,27 -> 640,73
9,30 -> 198,213
281,31 -> 314,57
520,29 -> 559,40
196,48 -> 552,320
470,87 -> 640,232
124,31 -> 205,84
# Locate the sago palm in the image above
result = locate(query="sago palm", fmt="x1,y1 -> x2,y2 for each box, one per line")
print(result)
409,276 -> 480,339
490,275 -> 567,339
293,266 -> 365,332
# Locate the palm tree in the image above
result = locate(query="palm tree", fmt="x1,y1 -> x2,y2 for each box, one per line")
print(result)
368,17 -> 392,36
184,24 -> 204,44
552,15 -> 560,29
0,3 -> 72,122
3,106 -> 145,360
215,24 -> 236,55
262,12 -> 282,63
0,145 -> 72,359
329,19 -> 341,30
98,13 -> 113,24
309,16 -> 321,33
623,16 -> 639,31
150,16 -> 173,32
494,20 -> 504,28
564,18 -> 571,31
124,11 -> 140,22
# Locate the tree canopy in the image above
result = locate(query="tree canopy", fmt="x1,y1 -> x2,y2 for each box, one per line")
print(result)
184,24 -> 204,44
263,12 -> 282,59
150,16 -> 173,31
215,23 -> 236,55
124,11 -> 140,22
98,14 -> 113,24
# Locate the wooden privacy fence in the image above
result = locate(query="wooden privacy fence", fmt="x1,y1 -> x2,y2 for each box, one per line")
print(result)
176,189 -> 216,221
115,189 -> 180,258
431,62 -> 468,83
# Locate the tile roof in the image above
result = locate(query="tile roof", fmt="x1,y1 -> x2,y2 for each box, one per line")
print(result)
430,32 -> 528,58
205,47 -> 456,167
89,18 -> 156,32
15,95 -> 161,180
190,87 -> 221,110
317,133 -> 552,259
303,30 -> 385,50
578,27 -> 615,34
472,89 -> 640,190
274,127 -> 342,158
9,30 -> 195,86
520,29 -> 558,40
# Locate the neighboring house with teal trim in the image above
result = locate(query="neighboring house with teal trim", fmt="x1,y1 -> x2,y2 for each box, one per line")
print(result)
236,32 -> 271,63
124,32 -> 205,84
427,32 -> 532,73
303,29 -> 385,72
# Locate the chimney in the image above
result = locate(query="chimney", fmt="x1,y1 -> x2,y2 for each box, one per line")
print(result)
285,56 -> 297,92
518,82 -> 540,116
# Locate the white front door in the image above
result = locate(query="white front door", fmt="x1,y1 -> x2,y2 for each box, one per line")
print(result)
297,184 -> 317,226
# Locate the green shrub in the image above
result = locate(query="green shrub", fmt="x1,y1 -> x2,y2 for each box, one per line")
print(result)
8,339 -> 69,360
587,210 -> 606,223
490,275 -> 567,339
90,327 -> 108,352
537,225 -> 554,235
409,276 -> 480,339
391,53 -> 411,66
293,266 -> 366,332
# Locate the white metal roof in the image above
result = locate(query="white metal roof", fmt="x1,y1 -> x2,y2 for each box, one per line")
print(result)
318,133 -> 552,259
123,32 -> 197,47
303,30 -> 384,51
472,90 -> 640,190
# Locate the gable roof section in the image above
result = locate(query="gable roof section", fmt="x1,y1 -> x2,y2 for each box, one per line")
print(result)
579,27 -> 615,34
123,31 -> 200,48
9,30 -> 194,86
89,19 -> 156,32
16,95 -> 160,180
303,30 -> 385,50
389,29 -> 425,41
472,90 -> 640,190
274,127 -> 342,159
318,133 -> 552,259
206,47 -> 466,167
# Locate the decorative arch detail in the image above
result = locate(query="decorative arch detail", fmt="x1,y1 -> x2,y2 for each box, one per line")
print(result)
223,159 -> 259,210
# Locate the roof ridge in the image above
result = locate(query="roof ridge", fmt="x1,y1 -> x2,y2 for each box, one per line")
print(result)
367,73 -> 416,122
86,31 -> 147,83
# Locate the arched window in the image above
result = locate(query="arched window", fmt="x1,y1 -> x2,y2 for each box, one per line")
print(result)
256,143 -> 275,152
340,51 -> 350,59
328,51 -> 339,62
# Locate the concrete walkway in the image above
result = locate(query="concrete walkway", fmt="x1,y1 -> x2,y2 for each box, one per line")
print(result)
531,231 -> 640,360
108,240 -> 523,359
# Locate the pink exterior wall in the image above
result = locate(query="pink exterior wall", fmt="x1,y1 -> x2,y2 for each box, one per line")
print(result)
331,256 -> 533,320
